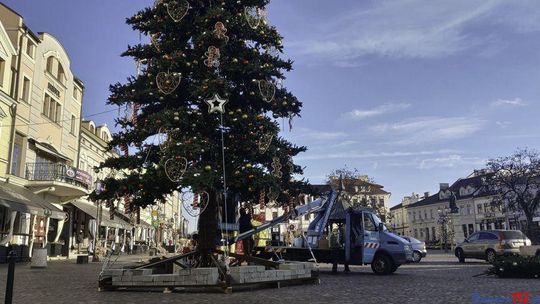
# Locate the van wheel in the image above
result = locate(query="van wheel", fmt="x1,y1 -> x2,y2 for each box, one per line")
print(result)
486,249 -> 496,264
412,251 -> 422,263
456,248 -> 465,263
371,254 -> 393,275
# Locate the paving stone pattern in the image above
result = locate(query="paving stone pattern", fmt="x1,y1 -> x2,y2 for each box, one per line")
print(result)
1,251 -> 539,304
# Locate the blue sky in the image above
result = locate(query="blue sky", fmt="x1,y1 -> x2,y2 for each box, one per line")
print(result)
5,0 -> 540,207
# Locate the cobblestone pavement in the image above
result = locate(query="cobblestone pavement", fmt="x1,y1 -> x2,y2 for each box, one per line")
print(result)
0,251 -> 538,304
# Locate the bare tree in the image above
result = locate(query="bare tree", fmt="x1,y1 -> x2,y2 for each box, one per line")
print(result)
485,148 -> 540,243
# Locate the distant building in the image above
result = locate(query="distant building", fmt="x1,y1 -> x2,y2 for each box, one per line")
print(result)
389,193 -> 421,235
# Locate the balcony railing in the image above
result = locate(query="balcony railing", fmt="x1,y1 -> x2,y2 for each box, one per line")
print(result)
25,162 -> 92,190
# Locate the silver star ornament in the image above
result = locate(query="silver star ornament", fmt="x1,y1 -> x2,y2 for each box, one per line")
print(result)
205,94 -> 229,114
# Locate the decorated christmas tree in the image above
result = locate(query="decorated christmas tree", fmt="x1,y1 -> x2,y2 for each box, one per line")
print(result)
92,0 -> 308,265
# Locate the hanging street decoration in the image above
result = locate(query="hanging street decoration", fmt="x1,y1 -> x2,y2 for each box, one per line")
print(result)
258,79 -> 276,102
257,133 -> 273,154
204,46 -> 221,68
213,21 -> 229,43
182,191 -> 209,217
205,94 -> 229,114
150,33 -> 160,52
287,156 -> 295,174
156,71 -> 181,95
259,189 -> 265,209
267,186 -> 279,202
164,156 -> 188,182
165,0 -> 190,22
272,156 -> 283,178
245,7 -> 267,29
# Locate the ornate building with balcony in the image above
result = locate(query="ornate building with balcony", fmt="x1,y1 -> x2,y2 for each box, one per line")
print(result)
0,3 -> 91,260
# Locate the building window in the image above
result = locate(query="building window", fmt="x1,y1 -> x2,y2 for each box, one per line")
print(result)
477,204 -> 483,214
21,77 -> 31,102
414,229 -> 418,238
43,94 -> 61,123
57,64 -> 65,85
10,133 -> 24,177
0,58 -> 5,87
430,209 -> 433,219
26,40 -> 35,58
468,224 -> 474,235
46,57 -> 54,74
70,115 -> 76,134
272,212 -> 277,219
43,95 -> 50,117
73,87 -> 79,100
432,227 -> 436,241
56,103 -> 62,123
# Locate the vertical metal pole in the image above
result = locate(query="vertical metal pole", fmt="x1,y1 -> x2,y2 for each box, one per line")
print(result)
5,250 -> 16,304
219,113 -> 229,257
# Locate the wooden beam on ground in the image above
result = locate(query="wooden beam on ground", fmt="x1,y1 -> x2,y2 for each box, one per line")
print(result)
134,251 -> 198,269
214,249 -> 280,268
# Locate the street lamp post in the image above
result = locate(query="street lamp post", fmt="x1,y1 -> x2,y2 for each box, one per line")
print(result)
93,180 -> 104,262
438,207 -> 451,253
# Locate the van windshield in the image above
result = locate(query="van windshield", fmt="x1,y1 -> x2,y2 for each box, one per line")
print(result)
371,213 -> 388,231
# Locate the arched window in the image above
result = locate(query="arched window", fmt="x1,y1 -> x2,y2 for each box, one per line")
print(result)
57,64 -> 65,85
89,125 -> 95,134
46,56 -> 54,74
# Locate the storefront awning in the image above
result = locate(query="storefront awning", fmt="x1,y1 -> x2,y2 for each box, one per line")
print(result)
70,200 -> 132,229
0,181 -> 65,219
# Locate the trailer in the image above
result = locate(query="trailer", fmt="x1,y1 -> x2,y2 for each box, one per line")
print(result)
236,191 -> 414,275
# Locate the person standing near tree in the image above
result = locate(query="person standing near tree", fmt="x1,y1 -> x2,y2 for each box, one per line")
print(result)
338,224 -> 350,272
329,227 -> 341,274
239,208 -> 254,258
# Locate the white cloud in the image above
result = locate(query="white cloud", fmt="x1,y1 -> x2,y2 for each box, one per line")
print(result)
371,116 -> 486,145
419,154 -> 486,169
344,103 -> 410,120
290,0 -> 540,65
491,98 -> 526,107
297,149 -> 456,161
292,128 -> 348,141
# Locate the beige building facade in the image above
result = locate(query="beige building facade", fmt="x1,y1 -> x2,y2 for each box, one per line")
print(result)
0,3 -> 90,260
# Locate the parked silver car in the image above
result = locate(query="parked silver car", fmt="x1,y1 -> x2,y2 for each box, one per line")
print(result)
455,230 -> 532,263
401,236 -> 427,263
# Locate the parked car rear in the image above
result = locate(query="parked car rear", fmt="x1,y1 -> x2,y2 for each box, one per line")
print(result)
401,236 -> 427,263
455,230 -> 532,263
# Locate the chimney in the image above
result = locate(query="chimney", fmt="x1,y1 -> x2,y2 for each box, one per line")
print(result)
424,192 -> 430,199
440,183 -> 449,191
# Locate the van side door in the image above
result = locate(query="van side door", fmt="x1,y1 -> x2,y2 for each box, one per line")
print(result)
362,212 -> 380,264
